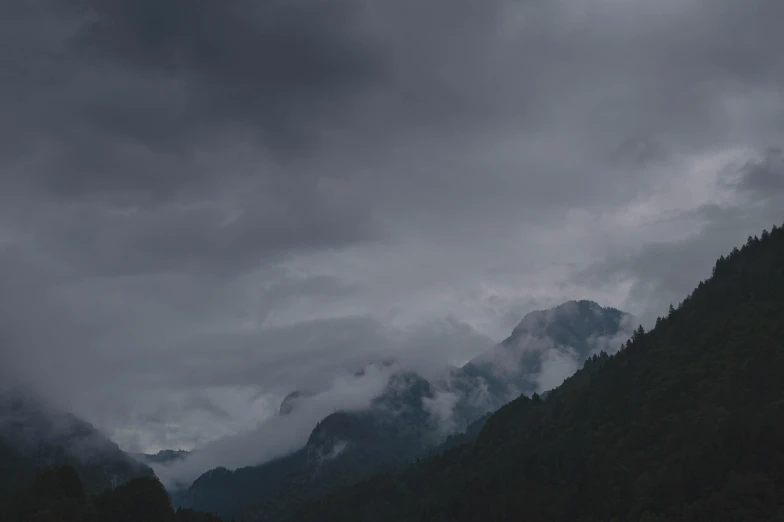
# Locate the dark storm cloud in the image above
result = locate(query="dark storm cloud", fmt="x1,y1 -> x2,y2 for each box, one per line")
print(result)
71,0 -> 385,149
0,0 -> 395,276
32,182 -> 381,276
74,0 -> 379,90
1,0 -> 385,203
6,0 -> 784,211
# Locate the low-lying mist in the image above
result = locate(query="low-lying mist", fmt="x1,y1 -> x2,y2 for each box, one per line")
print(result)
151,363 -> 399,489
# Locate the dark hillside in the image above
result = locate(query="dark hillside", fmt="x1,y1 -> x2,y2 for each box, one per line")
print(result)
292,223 -> 784,522
2,465 -> 224,522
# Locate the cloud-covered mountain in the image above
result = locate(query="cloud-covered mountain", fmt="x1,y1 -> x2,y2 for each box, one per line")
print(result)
0,389 -> 154,495
447,300 -> 634,423
174,300 -> 634,520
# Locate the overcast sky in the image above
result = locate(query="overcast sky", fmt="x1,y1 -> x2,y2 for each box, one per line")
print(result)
1,0 -> 783,454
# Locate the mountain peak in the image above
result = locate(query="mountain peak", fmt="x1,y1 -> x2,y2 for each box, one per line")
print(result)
503,300 -> 630,347
459,300 -> 633,405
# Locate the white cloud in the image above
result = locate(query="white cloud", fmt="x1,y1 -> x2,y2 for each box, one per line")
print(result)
422,390 -> 461,435
534,348 -> 580,393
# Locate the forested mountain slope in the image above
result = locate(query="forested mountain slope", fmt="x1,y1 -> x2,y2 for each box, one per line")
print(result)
291,224 -> 784,522
0,391 -> 154,497
1,465 -> 224,522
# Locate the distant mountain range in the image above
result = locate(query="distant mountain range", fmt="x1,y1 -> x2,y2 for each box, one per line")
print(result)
175,300 -> 633,521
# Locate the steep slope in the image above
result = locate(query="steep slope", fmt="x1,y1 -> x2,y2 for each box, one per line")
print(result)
0,390 -> 154,496
291,224 -> 784,522
178,304 -> 632,521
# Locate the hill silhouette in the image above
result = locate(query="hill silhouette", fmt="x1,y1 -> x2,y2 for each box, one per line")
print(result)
0,391 -> 154,505
2,465 -> 223,522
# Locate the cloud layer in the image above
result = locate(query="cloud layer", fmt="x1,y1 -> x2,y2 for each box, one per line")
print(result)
1,0 -> 783,455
